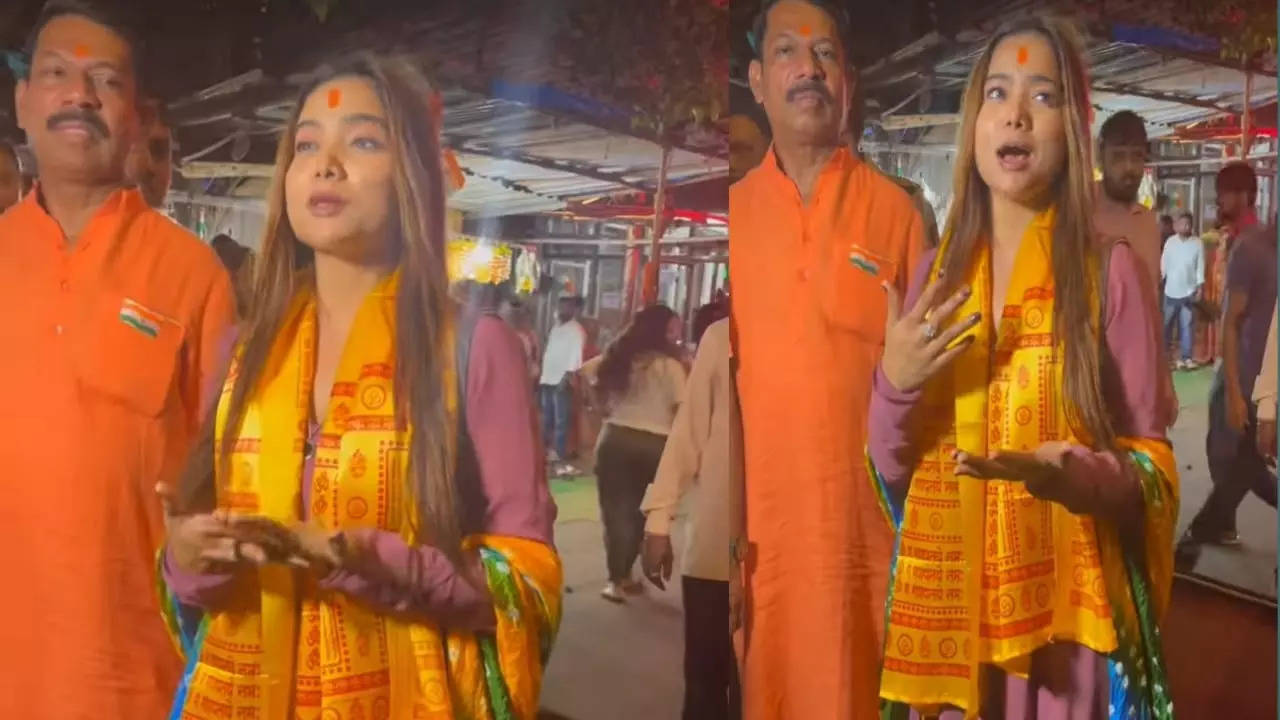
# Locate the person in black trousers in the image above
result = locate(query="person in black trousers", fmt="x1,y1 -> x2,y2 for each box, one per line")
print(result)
580,305 -> 687,602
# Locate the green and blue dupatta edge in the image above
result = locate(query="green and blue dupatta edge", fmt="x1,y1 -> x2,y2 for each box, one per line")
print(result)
867,450 -> 1175,720
155,543 -> 562,720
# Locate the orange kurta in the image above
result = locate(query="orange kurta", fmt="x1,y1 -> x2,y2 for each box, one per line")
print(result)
730,147 -> 923,719
0,189 -> 235,719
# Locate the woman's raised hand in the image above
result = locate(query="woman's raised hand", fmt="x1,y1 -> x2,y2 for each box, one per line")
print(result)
880,276 -> 981,393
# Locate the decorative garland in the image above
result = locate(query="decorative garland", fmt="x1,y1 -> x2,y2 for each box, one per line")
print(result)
447,237 -> 513,285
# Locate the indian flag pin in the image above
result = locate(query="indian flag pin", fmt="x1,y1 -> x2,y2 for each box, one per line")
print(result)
119,299 -> 159,338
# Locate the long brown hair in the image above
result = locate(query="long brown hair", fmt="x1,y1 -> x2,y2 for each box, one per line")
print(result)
185,54 -> 462,560
596,304 -> 681,402
938,16 -> 1114,448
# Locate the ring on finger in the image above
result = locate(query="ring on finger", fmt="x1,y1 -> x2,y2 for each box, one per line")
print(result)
922,322 -> 939,341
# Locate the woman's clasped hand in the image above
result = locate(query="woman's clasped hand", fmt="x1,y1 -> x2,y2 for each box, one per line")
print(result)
158,482 -> 344,574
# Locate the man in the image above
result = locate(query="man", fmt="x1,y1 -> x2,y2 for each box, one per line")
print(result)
691,295 -> 729,349
1161,211 -> 1205,369
0,140 -> 21,211
640,317 -> 737,720
210,232 -> 253,317
125,96 -> 172,208
499,296 -> 542,385
731,0 -> 924,716
0,2 -> 235,717
1095,110 -> 1177,424
1180,162 -> 1277,558
539,294 -> 586,476
729,112 -> 769,183
1158,213 -> 1174,252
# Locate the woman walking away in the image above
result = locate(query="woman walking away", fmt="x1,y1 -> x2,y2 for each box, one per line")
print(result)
582,305 -> 687,602
159,54 -> 562,720
867,16 -> 1178,719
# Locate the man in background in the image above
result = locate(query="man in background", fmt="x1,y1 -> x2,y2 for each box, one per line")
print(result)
729,113 -> 769,184
0,1 -> 235,715
732,0 -> 924,716
1180,162 -> 1277,559
211,232 -> 253,318
1095,109 -> 1176,425
499,296 -> 542,385
1159,213 -> 1174,252
641,317 -> 737,720
0,141 -> 21,211
125,96 -> 172,208
540,294 -> 586,476
1161,211 -> 1205,370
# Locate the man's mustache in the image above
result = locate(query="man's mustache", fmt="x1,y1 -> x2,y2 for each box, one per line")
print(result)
786,81 -> 832,104
46,109 -> 109,139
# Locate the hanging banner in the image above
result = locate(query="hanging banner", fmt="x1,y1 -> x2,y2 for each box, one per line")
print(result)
515,246 -> 541,295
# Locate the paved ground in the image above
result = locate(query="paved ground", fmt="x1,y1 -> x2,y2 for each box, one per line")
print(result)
539,477 -> 686,720
536,364 -> 1277,718
1169,365 -> 1276,598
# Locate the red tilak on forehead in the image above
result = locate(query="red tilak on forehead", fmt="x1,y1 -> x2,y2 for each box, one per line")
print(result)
327,88 -> 342,109
73,44 -> 89,58
800,25 -> 811,36
1016,46 -> 1029,65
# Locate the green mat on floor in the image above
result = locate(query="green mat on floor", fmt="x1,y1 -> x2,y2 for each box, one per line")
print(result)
550,475 -> 599,523
1172,365 -> 1215,411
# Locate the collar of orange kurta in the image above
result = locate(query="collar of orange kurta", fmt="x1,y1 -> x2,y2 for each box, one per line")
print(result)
757,143 -> 859,203
14,183 -> 149,252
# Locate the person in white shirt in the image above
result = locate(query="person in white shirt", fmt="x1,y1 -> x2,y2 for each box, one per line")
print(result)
539,295 -> 587,472
640,318 -> 738,719
1160,211 -> 1206,369
580,304 -> 687,602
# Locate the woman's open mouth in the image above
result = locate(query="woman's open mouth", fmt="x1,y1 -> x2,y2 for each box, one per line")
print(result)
996,143 -> 1032,172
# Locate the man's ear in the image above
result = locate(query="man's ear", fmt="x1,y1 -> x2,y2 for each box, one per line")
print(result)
748,59 -> 764,104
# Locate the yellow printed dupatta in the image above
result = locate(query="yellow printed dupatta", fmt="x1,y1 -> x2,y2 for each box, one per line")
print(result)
165,273 -> 562,720
870,209 -> 1178,719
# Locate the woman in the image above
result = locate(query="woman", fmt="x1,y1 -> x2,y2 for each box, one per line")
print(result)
867,17 -> 1178,719
581,305 -> 686,602
158,55 -> 561,720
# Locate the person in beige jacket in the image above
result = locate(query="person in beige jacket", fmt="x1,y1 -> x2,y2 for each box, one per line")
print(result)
1253,307 -> 1278,460
639,318 -> 739,720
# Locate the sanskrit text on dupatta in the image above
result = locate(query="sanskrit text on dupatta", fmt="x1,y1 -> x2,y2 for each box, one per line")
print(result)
879,209 -> 1117,715
176,276 -> 562,720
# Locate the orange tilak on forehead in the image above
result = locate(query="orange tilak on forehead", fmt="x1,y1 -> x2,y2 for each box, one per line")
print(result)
327,88 -> 342,109
1016,45 -> 1029,65
73,44 -> 89,58
799,25 -> 812,36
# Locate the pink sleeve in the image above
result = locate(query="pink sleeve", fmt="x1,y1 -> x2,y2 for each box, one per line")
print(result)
1055,243 -> 1163,522
162,546 -> 235,608
318,316 -> 554,629
168,317 -> 553,629
866,248 -> 938,496
317,530 -> 495,630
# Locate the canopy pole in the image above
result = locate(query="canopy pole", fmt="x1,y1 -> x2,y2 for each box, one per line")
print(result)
642,144 -> 672,306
